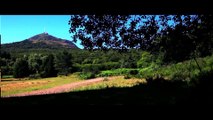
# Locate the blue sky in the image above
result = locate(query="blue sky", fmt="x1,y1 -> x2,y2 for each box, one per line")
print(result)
0,15 -> 83,49
0,15 -> 176,50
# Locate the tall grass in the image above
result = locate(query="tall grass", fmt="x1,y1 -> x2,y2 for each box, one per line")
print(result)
98,68 -> 139,77
138,54 -> 213,81
73,76 -> 146,92
98,54 -> 213,82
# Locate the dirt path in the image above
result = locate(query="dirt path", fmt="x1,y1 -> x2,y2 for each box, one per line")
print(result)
3,77 -> 114,98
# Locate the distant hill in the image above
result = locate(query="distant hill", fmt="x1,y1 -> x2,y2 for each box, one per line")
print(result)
1,33 -> 79,51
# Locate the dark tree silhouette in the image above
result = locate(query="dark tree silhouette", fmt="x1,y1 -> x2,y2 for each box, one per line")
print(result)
159,15 -> 213,62
55,50 -> 73,76
40,54 -> 57,78
69,15 -> 129,50
69,15 -> 161,50
69,15 -> 212,61
13,58 -> 30,78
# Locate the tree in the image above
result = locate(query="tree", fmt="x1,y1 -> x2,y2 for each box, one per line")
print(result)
13,58 -> 30,78
55,50 -> 73,76
40,54 -> 57,78
69,15 -> 161,50
28,54 -> 42,74
1,51 -> 14,78
119,50 -> 141,68
105,49 -> 121,62
69,15 -> 129,50
137,51 -> 153,68
190,15 -> 213,57
69,14 -> 212,64
1,51 -> 11,59
159,15 -> 213,63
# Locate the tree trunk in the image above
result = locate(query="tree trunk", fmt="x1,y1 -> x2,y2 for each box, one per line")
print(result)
193,57 -> 202,72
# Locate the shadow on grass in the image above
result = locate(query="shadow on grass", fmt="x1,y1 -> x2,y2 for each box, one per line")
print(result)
2,75 -> 212,108
1,76 -> 213,118
1,70 -> 213,117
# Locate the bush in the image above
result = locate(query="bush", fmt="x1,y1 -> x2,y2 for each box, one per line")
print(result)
2,75 -> 13,79
29,74 -> 41,79
98,68 -> 139,77
139,66 -> 155,79
73,63 -> 82,72
97,70 -> 114,77
124,74 -> 131,79
129,69 -> 139,75
81,64 -> 101,74
190,69 -> 213,87
103,62 -> 120,70
80,62 -> 120,73
79,72 -> 95,79
170,70 -> 190,81
189,69 -> 213,104
137,51 -> 153,68
103,77 -> 109,81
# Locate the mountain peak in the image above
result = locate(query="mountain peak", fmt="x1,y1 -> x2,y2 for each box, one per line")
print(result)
27,33 -> 78,49
29,33 -> 55,41
43,32 -> 48,35
2,33 -> 79,49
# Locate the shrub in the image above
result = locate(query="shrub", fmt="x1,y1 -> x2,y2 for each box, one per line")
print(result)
98,71 -> 113,77
80,62 -> 120,73
124,74 -> 131,79
29,74 -> 41,79
139,66 -> 155,79
137,51 -> 153,68
79,72 -> 95,79
98,68 -> 139,77
189,69 -> 213,104
190,69 -> 213,86
81,64 -> 101,74
129,69 -> 139,75
170,70 -> 190,81
103,62 -> 120,70
103,77 -> 109,81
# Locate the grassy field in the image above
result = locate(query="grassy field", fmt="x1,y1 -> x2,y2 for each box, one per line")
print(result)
1,74 -> 82,97
1,72 -> 212,106
1,74 -> 146,97
74,76 -> 146,91
0,76 -> 201,106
